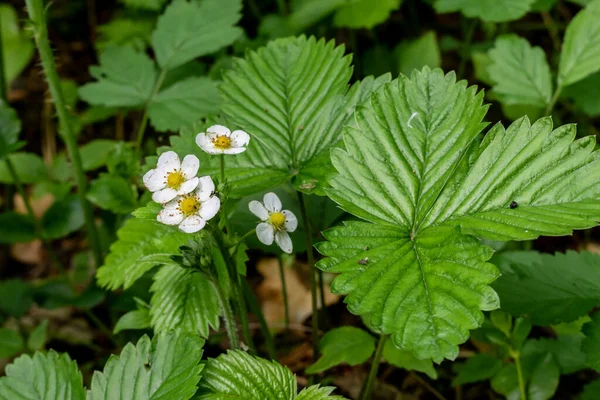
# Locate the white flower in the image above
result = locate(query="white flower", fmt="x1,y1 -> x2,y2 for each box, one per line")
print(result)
157,176 -> 220,233
249,192 -> 297,254
143,151 -> 200,204
196,125 -> 250,155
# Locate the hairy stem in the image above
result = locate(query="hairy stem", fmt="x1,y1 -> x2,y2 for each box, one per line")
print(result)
25,0 -> 103,267
297,191 -> 319,360
514,352 -> 527,400
212,278 -> 240,350
135,68 -> 167,151
359,334 -> 388,400
242,279 -> 277,359
278,256 -> 290,329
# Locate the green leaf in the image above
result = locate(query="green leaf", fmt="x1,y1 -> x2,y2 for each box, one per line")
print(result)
488,35 -> 553,108
0,279 -> 34,317
132,202 -> 163,219
150,266 -> 220,337
434,0 -> 536,22
538,336 -> 587,374
151,0 -> 242,70
531,0 -> 558,11
0,100 -> 21,159
197,350 -> 345,399
306,327 -> 375,374
0,351 -> 84,400
333,0 -> 402,29
383,340 -> 437,379
220,35 -> 390,197
395,31 -> 441,76
78,46 -> 157,107
0,212 -> 36,243
0,153 -> 49,183
492,251 -> 600,325
582,313 -> 600,371
558,0 -> 600,86
511,317 -> 532,351
87,174 -> 137,214
490,310 -> 513,337
452,354 -> 502,386
41,195 -> 85,240
88,332 -> 205,400
148,77 -> 220,132
563,71 -> 600,117
96,17 -> 154,51
96,218 -> 190,290
0,328 -> 24,358
0,4 -> 34,83
581,380 -> 600,400
119,0 -> 168,10
27,320 -> 48,352
80,139 -> 119,171
113,309 -> 151,334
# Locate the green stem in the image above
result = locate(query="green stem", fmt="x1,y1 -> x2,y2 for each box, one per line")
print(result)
297,191 -> 319,360
230,229 -> 256,250
84,309 -> 116,346
212,278 -> 240,350
25,0 -> 103,268
220,154 -> 225,183
0,17 -> 6,100
514,352 -> 527,400
359,334 -> 388,400
135,68 -> 167,151
278,256 -> 290,329
541,11 -> 561,53
242,279 -> 277,359
458,19 -> 477,78
545,86 -> 562,116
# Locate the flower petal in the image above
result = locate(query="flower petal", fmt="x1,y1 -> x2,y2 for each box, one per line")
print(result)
207,125 -> 231,137
143,168 -> 166,192
196,176 -> 215,201
231,130 -> 250,146
256,222 -> 274,245
157,151 -> 181,171
152,188 -> 178,204
199,196 -> 220,221
249,200 -> 269,221
178,177 -> 199,195
157,207 -> 184,225
179,215 -> 206,233
222,147 -> 247,155
282,210 -> 298,232
181,154 -> 200,178
275,231 -> 293,254
263,192 -> 282,212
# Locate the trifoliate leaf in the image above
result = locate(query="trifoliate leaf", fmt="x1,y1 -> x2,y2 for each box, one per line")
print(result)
492,251 -> 600,325
0,152 -> 48,183
88,332 -> 205,400
558,0 -> 600,86
333,0 -> 402,29
0,4 -> 34,83
0,100 -> 21,159
148,77 -> 220,132
582,313 -> 600,371
563,71 -> 600,117
150,266 -> 220,337
96,218 -> 189,290
319,67 -> 600,362
151,0 -> 242,70
87,174 -> 137,214
383,340 -> 437,379
395,31 -> 441,77
220,36 -> 390,197
453,354 -> 502,386
197,350 -> 346,399
113,309 -> 150,333
306,327 -> 375,374
78,46 -> 157,107
434,0 -> 536,22
0,351 -> 85,400
488,35 -> 553,108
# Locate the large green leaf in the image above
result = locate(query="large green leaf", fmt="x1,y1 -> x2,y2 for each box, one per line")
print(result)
562,71 -> 600,117
558,0 -> 600,87
219,35 -> 390,196
582,313 -> 600,371
96,218 -> 189,290
150,266 -> 220,337
306,327 -> 375,374
452,354 -> 502,386
434,0 -> 536,22
383,340 -> 437,379
318,67 -> 600,362
492,251 -> 600,325
0,351 -> 85,400
88,332 -> 204,400
0,152 -> 48,183
0,4 -> 34,83
333,0 -> 402,29
197,350 -> 345,399
395,31 -> 441,77
488,35 -> 552,108
151,0 -> 242,70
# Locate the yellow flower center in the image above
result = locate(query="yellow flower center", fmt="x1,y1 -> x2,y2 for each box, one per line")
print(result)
212,135 -> 232,150
269,212 -> 286,231
179,195 -> 200,216
166,170 -> 185,189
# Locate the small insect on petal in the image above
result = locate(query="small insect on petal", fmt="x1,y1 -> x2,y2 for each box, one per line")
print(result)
510,201 -> 518,209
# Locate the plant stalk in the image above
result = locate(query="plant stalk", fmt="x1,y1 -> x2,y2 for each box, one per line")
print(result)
212,278 -> 240,350
242,279 -> 277,359
135,68 -> 167,151
545,86 -> 562,116
278,256 -> 290,329
458,19 -> 477,78
297,191 -> 319,360
25,0 -> 103,267
514,352 -> 527,400
359,334 -> 388,400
